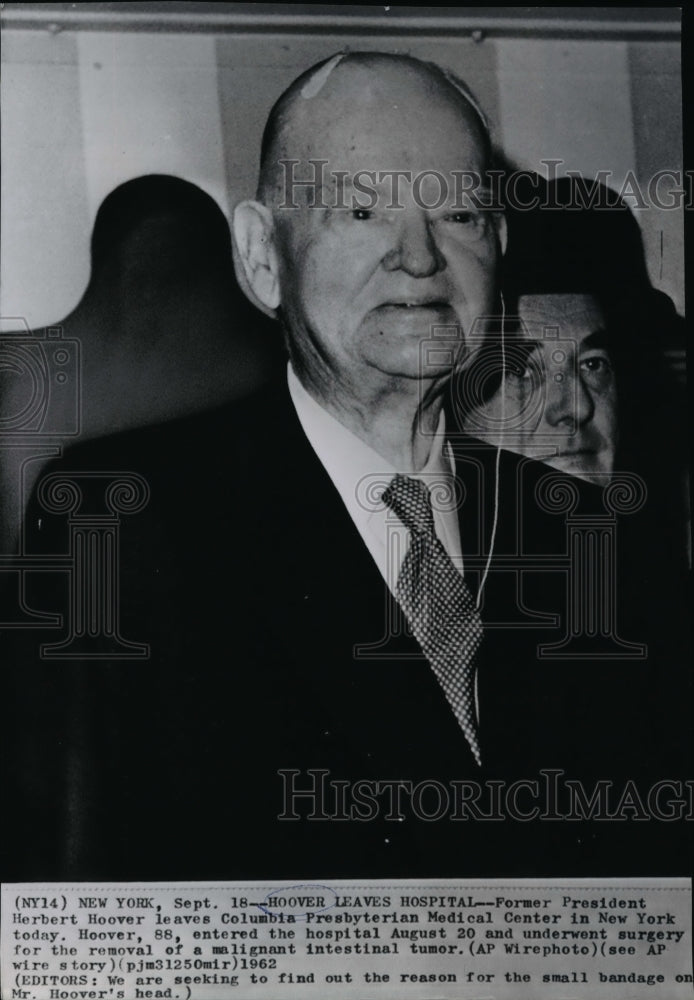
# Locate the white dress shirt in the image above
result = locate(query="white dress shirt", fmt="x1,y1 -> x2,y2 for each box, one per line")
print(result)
287,364 -> 465,597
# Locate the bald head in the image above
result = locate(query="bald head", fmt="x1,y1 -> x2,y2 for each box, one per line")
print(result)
257,51 -> 492,205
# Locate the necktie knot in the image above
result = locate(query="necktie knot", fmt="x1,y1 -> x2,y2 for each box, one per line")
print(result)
382,474 -> 434,537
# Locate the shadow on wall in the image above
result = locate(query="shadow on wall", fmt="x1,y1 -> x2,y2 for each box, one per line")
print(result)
0,174 -> 283,550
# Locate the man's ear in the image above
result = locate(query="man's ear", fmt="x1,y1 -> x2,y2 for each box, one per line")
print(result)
233,200 -> 281,311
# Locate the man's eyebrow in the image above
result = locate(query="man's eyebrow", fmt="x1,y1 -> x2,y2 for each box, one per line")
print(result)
581,329 -> 610,351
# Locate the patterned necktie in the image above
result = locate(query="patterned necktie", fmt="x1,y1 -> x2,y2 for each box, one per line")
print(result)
382,473 -> 484,766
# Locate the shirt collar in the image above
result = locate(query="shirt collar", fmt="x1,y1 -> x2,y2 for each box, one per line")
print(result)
287,363 -> 453,511
287,363 -> 463,586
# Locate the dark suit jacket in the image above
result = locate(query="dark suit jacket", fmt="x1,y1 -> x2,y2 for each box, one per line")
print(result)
2,378 -> 690,880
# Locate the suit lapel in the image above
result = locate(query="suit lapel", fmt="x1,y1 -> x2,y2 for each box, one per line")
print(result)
233,384 -> 484,773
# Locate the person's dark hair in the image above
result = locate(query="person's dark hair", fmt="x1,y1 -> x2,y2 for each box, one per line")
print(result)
500,174 -> 651,307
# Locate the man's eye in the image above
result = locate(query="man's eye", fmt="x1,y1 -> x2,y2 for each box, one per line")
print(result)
352,208 -> 374,221
444,210 -> 480,226
504,345 -> 539,382
506,362 -> 533,381
580,355 -> 612,373
580,354 -> 614,382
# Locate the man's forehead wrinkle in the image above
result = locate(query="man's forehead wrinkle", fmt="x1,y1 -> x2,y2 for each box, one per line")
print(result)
520,314 -> 603,336
521,308 -> 602,325
519,294 -> 602,318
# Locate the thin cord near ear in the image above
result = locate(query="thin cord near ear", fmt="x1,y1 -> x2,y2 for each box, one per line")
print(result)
473,292 -> 505,728
475,291 -> 506,611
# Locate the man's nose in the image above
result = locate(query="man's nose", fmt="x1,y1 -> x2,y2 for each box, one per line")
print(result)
381,212 -> 444,278
544,367 -> 594,431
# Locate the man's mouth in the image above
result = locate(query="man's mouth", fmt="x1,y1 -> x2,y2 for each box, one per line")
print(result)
378,299 -> 450,310
526,447 -> 598,462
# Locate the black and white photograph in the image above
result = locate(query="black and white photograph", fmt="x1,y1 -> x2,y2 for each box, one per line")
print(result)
1,5 -> 691,997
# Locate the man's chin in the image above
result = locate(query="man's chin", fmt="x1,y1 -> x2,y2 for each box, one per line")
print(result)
361,329 -> 467,382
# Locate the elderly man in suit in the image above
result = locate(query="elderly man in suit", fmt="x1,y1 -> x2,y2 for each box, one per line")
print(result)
3,52 -> 688,882
232,51 -> 506,768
